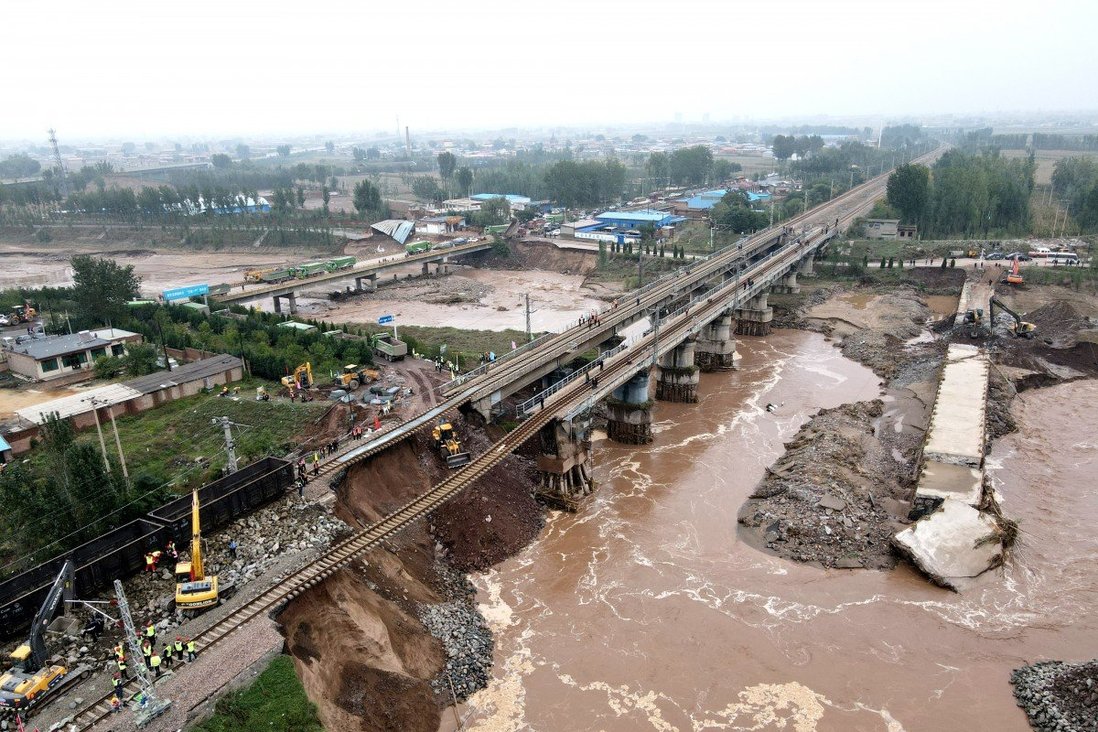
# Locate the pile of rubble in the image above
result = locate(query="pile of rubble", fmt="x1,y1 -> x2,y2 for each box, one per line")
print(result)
417,600 -> 494,702
738,401 -> 912,570
1011,659 -> 1098,732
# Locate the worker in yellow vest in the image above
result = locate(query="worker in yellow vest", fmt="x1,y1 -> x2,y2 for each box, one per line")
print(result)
173,637 -> 184,661
145,622 -> 157,647
186,638 -> 197,662
162,643 -> 174,669
150,651 -> 162,678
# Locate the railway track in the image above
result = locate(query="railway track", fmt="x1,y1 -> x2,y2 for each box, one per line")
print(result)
67,147 -> 943,730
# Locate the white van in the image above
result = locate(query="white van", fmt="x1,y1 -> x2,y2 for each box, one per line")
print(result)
1030,246 -> 1051,258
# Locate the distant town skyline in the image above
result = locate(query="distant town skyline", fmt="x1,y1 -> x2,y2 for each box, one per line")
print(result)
3,0 -> 1095,140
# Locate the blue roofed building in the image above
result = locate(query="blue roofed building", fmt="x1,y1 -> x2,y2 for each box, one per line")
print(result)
593,210 -> 686,230
470,193 -> 532,210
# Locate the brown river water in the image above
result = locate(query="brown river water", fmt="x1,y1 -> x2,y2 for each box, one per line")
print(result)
443,331 -> 1098,732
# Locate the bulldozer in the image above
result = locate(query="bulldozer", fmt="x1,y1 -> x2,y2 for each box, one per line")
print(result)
432,421 -> 471,469
333,364 -> 379,391
174,487 -> 221,615
0,561 -> 91,719
991,297 -> 1036,339
281,362 -> 313,390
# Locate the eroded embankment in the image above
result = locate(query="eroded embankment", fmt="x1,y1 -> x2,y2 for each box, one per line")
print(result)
279,418 -> 544,730
739,281 -> 951,568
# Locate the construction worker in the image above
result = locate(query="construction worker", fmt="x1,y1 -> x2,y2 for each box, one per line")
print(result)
141,639 -> 152,667
228,538 -> 238,559
186,638 -> 197,662
162,643 -> 174,669
144,552 -> 156,573
145,622 -> 157,647
312,453 -> 320,477
165,539 -> 177,561
173,637 -> 184,662
116,655 -> 128,677
150,650 -> 162,678
109,694 -> 122,714
114,642 -> 125,661
111,672 -> 123,693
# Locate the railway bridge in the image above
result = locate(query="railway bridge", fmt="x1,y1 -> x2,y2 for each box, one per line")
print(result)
213,239 -> 494,313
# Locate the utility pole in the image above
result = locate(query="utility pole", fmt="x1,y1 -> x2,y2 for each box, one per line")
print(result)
114,580 -> 171,726
637,242 -> 644,288
107,403 -> 129,481
214,417 -> 239,473
525,293 -> 532,342
650,306 -> 661,369
88,399 -> 112,474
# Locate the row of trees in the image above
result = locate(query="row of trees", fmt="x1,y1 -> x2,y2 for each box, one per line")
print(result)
543,159 -> 627,207
885,151 -> 1036,236
1052,157 -> 1098,230
644,146 -> 740,187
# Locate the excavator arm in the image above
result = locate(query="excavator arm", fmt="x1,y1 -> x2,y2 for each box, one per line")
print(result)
17,561 -> 74,671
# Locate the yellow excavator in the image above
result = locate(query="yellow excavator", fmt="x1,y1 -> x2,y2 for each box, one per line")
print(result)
0,561 -> 90,719
280,362 -> 313,390
432,421 -> 471,469
174,488 -> 219,615
991,297 -> 1036,339
333,364 -> 379,391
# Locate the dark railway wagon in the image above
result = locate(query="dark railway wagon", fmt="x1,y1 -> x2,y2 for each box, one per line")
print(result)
147,457 -> 292,545
0,519 -> 168,638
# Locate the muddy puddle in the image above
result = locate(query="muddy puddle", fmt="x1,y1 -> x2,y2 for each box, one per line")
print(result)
445,332 -> 1098,731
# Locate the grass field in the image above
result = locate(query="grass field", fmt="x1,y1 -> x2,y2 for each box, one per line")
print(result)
1001,148 -> 1098,186
358,322 -> 531,364
28,378 -> 328,489
191,655 -> 323,732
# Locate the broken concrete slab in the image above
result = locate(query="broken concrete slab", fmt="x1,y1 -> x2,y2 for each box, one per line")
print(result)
915,459 -> 984,507
923,344 -> 989,468
892,499 -> 1003,591
818,494 -> 846,511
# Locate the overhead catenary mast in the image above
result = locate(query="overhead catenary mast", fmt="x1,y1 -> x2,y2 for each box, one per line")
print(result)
48,128 -> 69,198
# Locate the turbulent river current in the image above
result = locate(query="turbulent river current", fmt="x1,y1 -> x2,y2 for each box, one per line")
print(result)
442,331 -> 1098,732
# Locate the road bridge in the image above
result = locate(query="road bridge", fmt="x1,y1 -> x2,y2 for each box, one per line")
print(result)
213,239 -> 493,313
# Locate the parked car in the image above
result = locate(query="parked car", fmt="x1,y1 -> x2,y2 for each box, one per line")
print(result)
1006,252 -> 1032,262
985,252 -> 1006,260
0,315 -> 9,326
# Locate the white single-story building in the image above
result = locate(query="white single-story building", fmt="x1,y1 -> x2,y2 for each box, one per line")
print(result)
1,328 -> 142,382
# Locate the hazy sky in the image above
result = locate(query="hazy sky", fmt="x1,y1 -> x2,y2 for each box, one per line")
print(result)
3,0 -> 1095,141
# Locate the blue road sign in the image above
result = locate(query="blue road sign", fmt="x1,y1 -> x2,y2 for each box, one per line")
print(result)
378,314 -> 394,325
163,284 -> 210,301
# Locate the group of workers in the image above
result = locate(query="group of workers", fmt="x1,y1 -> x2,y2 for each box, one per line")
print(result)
144,539 -> 178,574
108,631 -> 199,713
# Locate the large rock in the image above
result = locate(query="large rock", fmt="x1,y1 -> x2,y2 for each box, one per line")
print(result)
892,499 -> 1003,590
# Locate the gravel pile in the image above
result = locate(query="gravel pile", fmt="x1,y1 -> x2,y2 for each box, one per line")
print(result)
1011,660 -> 1098,732
417,601 -> 493,702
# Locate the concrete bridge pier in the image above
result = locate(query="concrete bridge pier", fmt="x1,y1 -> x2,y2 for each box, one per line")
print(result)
798,255 -> 815,276
273,292 -> 298,314
695,312 -> 740,371
355,273 -> 378,292
771,270 -> 799,294
735,292 -> 772,336
656,337 -> 699,403
535,416 -> 594,511
606,371 -> 653,444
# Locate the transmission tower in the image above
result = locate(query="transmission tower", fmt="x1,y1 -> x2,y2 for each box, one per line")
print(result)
48,128 -> 69,198
113,580 -> 172,726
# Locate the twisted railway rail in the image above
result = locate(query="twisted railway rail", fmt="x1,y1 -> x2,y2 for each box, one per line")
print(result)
67,146 -> 942,730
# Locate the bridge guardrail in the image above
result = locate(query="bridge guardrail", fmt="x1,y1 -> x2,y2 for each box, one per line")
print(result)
442,331 -> 555,392
518,343 -> 628,416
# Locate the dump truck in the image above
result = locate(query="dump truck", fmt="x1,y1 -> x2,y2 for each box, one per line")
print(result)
293,261 -> 328,279
0,561 -> 91,719
327,255 -> 356,271
405,240 -> 432,255
370,334 -> 408,361
432,422 -> 471,469
261,268 -> 294,283
333,364 -> 379,391
244,268 -> 273,282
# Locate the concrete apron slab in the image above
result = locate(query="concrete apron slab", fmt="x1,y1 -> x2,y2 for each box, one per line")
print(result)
893,499 -> 1003,591
916,460 -> 984,507
923,344 -> 989,467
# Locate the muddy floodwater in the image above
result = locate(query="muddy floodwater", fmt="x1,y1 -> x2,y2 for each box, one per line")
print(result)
447,332 -> 1098,731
